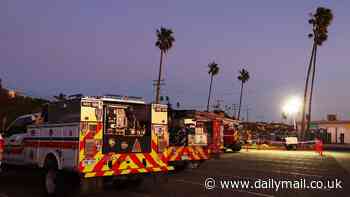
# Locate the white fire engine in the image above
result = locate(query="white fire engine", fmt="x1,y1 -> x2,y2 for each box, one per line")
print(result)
2,95 -> 172,195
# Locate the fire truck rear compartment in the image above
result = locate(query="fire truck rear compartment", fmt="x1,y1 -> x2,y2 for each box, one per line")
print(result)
102,103 -> 151,154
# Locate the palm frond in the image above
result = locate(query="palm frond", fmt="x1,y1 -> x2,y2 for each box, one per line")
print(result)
308,7 -> 333,46
238,68 -> 250,83
208,62 -> 219,76
155,27 -> 175,53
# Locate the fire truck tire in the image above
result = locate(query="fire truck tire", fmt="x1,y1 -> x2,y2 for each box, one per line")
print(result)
224,144 -> 241,153
43,155 -> 64,197
285,145 -> 297,150
232,144 -> 242,152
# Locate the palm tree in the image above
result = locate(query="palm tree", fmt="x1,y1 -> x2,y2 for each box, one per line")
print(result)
301,7 -> 333,138
237,68 -> 250,120
155,27 -> 175,104
206,62 -> 219,112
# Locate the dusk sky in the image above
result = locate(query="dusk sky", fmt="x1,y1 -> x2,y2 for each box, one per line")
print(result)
1,1 -> 349,121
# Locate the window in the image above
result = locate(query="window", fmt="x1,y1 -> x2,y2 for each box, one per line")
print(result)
102,103 -> 151,154
104,105 -> 147,137
6,116 -> 34,136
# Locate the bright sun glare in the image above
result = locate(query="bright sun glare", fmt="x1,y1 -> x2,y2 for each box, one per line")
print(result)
282,96 -> 302,115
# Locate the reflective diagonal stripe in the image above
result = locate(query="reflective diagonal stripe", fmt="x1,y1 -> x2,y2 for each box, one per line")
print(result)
94,123 -> 103,139
92,154 -> 109,172
144,153 -> 161,168
166,146 -> 209,161
129,154 -> 145,168
79,122 -> 173,177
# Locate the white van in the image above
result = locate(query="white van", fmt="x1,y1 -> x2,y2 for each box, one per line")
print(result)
284,137 -> 298,150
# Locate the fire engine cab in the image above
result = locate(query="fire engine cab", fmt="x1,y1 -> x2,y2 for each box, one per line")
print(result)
2,95 -> 172,195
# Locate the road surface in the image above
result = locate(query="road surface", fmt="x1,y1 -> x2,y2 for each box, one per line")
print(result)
0,150 -> 349,197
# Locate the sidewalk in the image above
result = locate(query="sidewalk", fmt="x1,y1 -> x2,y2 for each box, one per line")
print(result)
242,143 -> 350,151
323,144 -> 350,151
241,144 -> 315,150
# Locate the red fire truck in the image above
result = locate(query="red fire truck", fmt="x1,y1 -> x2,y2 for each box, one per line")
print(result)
166,110 -> 209,169
197,112 -> 241,153
223,122 -> 242,152
165,110 -> 241,167
206,119 -> 223,156
2,95 -> 173,195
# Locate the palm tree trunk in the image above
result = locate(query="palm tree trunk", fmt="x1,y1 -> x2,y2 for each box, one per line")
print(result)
238,81 -> 244,120
306,45 -> 318,132
155,50 -> 164,104
301,42 -> 316,139
206,74 -> 213,112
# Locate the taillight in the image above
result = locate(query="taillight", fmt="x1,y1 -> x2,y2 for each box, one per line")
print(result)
84,139 -> 101,158
0,136 -> 4,151
85,139 -> 96,157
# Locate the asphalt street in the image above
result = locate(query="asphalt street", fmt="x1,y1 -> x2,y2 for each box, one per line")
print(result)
0,150 -> 349,197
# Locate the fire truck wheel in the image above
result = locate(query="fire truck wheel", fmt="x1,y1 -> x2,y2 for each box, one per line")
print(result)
43,156 -> 64,197
232,144 -> 242,152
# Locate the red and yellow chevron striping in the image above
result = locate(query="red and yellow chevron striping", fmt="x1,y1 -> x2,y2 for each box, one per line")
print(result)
79,122 -> 173,178
165,146 -> 209,162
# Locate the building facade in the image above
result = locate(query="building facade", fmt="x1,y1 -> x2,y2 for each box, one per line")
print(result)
311,120 -> 350,144
297,114 -> 350,144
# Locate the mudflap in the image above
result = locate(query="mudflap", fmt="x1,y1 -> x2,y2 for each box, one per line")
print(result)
79,176 -> 104,195
171,160 -> 204,172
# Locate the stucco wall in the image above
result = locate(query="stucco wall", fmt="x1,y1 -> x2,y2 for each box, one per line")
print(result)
318,123 -> 350,144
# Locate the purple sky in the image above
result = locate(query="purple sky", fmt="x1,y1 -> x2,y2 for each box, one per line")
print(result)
1,1 -> 349,121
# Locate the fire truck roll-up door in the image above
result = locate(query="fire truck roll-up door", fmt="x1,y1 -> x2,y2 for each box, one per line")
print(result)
187,121 -> 208,146
101,102 -> 151,154
151,104 -> 168,153
207,120 -> 222,154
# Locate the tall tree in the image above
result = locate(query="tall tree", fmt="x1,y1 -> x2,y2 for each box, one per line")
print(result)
155,27 -> 175,104
237,68 -> 250,120
301,7 -> 333,138
206,62 -> 220,112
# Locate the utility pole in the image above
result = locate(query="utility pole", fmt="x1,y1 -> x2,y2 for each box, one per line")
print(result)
246,107 -> 250,122
232,104 -> 239,118
153,80 -> 165,103
213,99 -> 224,110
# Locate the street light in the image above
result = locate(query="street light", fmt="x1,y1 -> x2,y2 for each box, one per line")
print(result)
282,96 -> 302,130
282,96 -> 302,115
